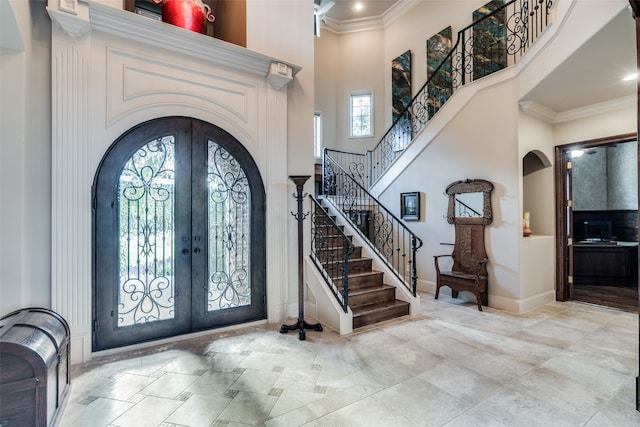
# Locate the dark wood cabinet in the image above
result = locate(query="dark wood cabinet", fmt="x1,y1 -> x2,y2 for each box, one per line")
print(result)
0,308 -> 70,427
573,243 -> 638,285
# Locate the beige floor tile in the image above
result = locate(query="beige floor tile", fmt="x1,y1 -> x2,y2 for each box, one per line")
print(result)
373,376 -> 471,426
55,292 -> 640,427
512,367 -> 609,420
230,368 -> 281,394
111,396 -> 183,427
542,353 -> 631,396
584,395 -> 640,426
58,398 -> 134,427
186,370 -> 241,396
272,367 -> 321,392
164,394 -> 232,426
419,360 -> 503,405
217,391 -> 278,424
139,372 -> 200,399
268,389 -> 325,418
306,395 -> 415,427
92,373 -> 158,401
472,386 -> 586,427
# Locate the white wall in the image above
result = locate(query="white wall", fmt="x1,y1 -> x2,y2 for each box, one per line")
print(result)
314,0 -> 490,152
315,27 -> 385,152
247,0 -> 314,173
336,29 -> 386,152
554,104 -> 637,146
246,0 -> 315,318
314,30 -> 339,154
519,110 -> 556,306
520,111 -> 554,236
378,80 -> 522,307
0,0 -> 51,315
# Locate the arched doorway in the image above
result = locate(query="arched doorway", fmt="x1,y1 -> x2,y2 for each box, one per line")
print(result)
93,117 -> 266,351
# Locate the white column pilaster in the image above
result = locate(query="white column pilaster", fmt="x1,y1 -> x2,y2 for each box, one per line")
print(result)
50,22 -> 92,364
265,84 -> 289,323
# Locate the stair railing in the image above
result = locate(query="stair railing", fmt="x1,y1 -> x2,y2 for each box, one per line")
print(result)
327,0 -> 553,187
309,196 -> 355,312
323,152 -> 424,296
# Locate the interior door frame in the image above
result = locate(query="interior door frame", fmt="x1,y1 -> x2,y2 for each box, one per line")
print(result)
554,132 -> 637,301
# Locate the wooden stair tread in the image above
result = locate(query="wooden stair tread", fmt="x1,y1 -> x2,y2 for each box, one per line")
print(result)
349,283 -> 395,296
322,244 -> 358,250
345,270 -> 382,278
332,270 -> 383,281
313,201 -> 411,329
328,257 -> 369,263
351,299 -> 409,316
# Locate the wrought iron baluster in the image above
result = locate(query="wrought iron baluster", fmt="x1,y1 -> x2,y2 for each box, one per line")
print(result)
329,0 -> 553,190
309,196 -> 354,313
323,154 -> 422,296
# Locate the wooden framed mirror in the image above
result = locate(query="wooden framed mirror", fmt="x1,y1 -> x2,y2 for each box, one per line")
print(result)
445,179 -> 493,225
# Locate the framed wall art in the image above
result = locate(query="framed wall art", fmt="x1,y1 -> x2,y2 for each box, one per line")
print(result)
400,191 -> 420,221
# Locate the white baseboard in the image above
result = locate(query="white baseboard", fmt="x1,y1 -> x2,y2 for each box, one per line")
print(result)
418,279 -> 555,314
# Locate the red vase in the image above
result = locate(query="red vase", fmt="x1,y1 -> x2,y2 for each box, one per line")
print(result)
153,0 -> 215,34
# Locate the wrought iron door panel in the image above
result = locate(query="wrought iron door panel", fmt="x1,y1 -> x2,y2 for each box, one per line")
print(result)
94,118 -> 265,350
117,135 -> 177,326
190,121 -> 266,330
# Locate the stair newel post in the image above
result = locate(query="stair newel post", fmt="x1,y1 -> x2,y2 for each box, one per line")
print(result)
280,175 -> 323,340
342,239 -> 350,312
411,234 -> 418,297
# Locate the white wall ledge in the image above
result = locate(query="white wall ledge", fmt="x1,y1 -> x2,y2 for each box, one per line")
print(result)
49,1 -> 301,87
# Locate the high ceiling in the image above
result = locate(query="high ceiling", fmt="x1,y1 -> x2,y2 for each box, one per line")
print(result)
318,1 -> 637,117
321,0 -> 399,22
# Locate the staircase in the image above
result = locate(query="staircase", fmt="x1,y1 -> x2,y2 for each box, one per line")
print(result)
310,1 -> 554,331
312,200 -> 410,329
326,0 -> 554,189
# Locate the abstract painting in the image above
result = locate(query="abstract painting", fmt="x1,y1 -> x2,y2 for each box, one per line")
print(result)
472,0 -> 506,80
392,49 -> 412,149
426,26 -> 452,117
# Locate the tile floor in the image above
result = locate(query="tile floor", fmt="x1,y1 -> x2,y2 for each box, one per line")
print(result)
58,292 -> 640,426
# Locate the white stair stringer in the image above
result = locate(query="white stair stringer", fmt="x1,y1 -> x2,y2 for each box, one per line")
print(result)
305,196 -> 421,334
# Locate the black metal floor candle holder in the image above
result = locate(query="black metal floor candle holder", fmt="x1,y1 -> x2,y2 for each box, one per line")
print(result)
280,175 -> 323,340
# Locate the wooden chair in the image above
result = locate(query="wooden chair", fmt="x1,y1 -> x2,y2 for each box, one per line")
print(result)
434,224 -> 488,311
434,179 -> 493,311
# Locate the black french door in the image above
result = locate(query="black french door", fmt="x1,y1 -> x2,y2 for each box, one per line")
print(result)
93,117 -> 266,351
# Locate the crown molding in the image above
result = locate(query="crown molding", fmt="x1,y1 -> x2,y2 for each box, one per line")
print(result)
383,0 -> 422,26
520,95 -> 636,124
321,15 -> 384,34
322,0 -> 420,34
519,101 -> 557,123
554,95 -> 637,123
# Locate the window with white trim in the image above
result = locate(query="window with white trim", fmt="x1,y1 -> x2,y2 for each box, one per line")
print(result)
350,91 -> 373,138
314,112 -> 322,159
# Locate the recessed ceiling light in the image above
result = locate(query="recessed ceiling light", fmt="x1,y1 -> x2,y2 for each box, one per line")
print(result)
571,150 -> 584,158
623,73 -> 638,81
354,2 -> 363,11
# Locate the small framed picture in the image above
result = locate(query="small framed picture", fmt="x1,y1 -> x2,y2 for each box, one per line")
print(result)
400,191 -> 420,221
